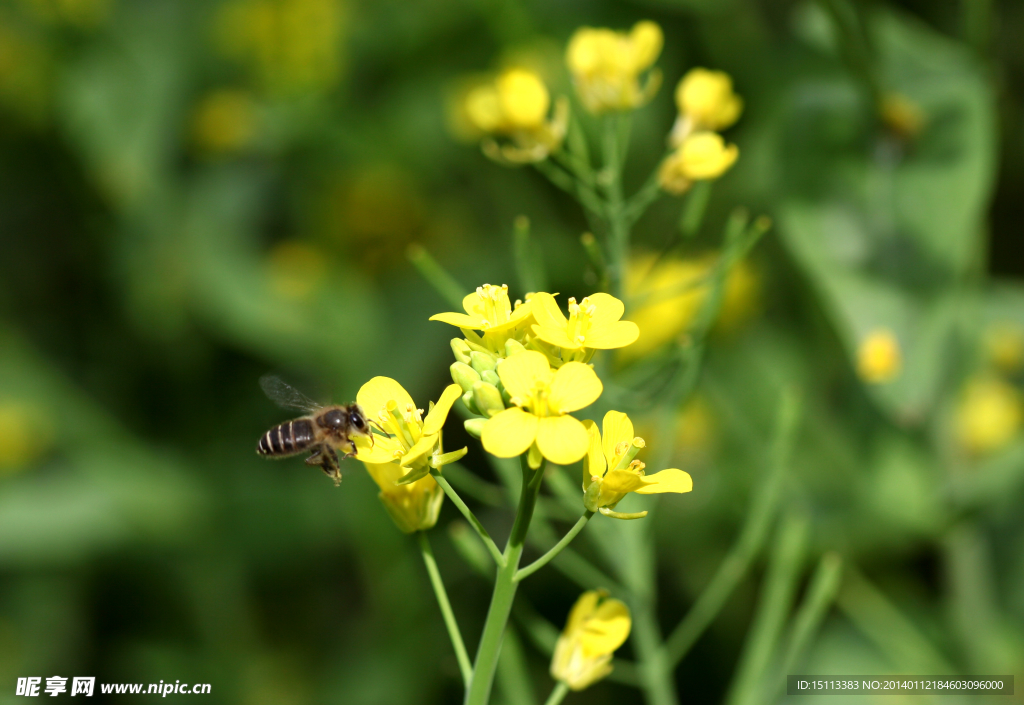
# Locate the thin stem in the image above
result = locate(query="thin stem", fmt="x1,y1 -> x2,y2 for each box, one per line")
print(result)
515,511 -> 594,582
773,552 -> 843,698
406,244 -> 466,309
543,681 -> 570,705
725,512 -> 808,705
465,457 -> 544,705
666,389 -> 801,666
534,159 -> 605,218
602,114 -> 630,300
419,532 -> 473,687
432,470 -> 505,567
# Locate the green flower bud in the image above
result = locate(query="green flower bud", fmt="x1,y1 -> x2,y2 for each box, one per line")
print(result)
451,362 -> 482,393
505,339 -> 527,357
464,417 -> 487,438
470,350 -> 498,373
472,381 -> 506,418
462,390 -> 480,415
451,338 -> 473,365
480,369 -> 501,388
583,480 -> 602,513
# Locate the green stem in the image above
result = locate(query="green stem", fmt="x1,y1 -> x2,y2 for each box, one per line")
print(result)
465,457 -> 544,705
419,532 -> 473,687
774,552 -> 843,697
725,513 -> 808,705
432,470 -> 505,567
515,511 -> 594,582
602,114 -> 630,300
406,244 -> 466,309
543,681 -> 570,705
665,389 -> 801,666
632,600 -> 677,705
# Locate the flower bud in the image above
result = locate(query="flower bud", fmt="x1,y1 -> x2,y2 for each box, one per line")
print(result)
464,417 -> 487,438
451,338 -> 473,365
473,382 -> 506,418
451,362 -> 482,393
470,350 -> 498,373
480,369 -> 501,388
551,591 -> 631,690
505,339 -> 527,357
461,390 -> 480,415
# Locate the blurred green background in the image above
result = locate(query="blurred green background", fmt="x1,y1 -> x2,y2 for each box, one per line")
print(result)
1,0 -> 1023,702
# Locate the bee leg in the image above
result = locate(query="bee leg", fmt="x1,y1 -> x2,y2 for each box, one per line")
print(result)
306,448 -> 342,486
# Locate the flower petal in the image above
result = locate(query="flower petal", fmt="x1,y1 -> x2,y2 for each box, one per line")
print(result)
584,293 -> 625,327
429,312 -> 488,329
532,324 -> 580,350
496,350 -> 552,400
530,292 -> 568,329
462,292 -> 483,316
422,384 -> 462,435
564,590 -> 601,636
357,377 -> 416,420
582,420 -> 606,485
582,321 -> 640,349
536,415 -> 590,465
362,461 -> 404,491
481,407 -> 539,458
549,362 -> 603,413
634,468 -> 693,494
601,411 -> 634,466
401,433 -> 437,468
356,436 -> 402,464
580,598 -> 631,656
601,469 -> 646,496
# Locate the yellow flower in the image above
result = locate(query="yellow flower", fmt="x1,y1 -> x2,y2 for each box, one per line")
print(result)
671,68 -> 743,141
565,21 -> 663,113
621,252 -> 757,362
857,329 -> 902,384
955,376 -> 1022,455
879,92 -> 926,140
530,292 -> 639,364
582,411 -> 692,519
430,284 -> 534,356
355,378 -> 466,532
658,132 -> 738,195
0,402 -> 51,474
481,351 -> 602,466
215,0 -> 346,96
192,89 -> 259,154
984,323 -> 1024,374
551,590 -> 631,690
464,69 -> 568,163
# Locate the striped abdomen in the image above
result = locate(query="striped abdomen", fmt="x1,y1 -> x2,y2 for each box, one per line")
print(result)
257,419 -> 316,457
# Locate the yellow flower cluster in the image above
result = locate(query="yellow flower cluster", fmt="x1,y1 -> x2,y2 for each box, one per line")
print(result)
565,21 -> 663,113
551,590 -> 631,690
857,328 -> 902,384
355,377 -> 466,533
660,68 -> 743,194
955,375 -> 1022,455
464,69 -> 568,163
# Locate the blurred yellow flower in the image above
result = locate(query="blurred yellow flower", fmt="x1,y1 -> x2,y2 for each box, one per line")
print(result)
984,323 -> 1024,374
658,132 -> 738,195
530,292 -> 639,364
857,329 -> 902,384
215,0 -> 346,96
672,68 -> 743,141
879,92 -> 926,139
481,351 -> 601,466
582,411 -> 692,519
266,241 -> 328,299
551,590 -> 631,690
565,21 -> 662,113
955,376 -> 1022,455
621,252 -> 758,362
192,89 -> 259,154
356,378 -> 466,530
0,402 -> 50,474
464,69 -> 568,163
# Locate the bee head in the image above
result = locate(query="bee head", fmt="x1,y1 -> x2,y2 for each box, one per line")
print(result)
348,406 -> 371,436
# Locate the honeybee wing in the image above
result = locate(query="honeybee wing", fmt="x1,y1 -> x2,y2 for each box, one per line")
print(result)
259,375 -> 324,414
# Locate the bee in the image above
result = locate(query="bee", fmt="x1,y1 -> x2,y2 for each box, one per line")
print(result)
256,375 -> 373,485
